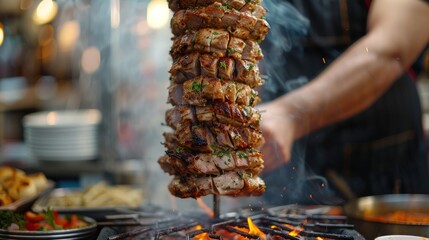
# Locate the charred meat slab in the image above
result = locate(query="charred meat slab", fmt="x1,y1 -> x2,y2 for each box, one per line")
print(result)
168,171 -> 265,198
170,53 -> 264,88
168,77 -> 261,107
171,2 -> 269,41
168,0 -> 265,17
158,150 -> 264,176
170,29 -> 263,62
160,0 -> 268,198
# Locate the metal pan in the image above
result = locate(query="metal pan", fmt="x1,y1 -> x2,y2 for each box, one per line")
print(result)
344,194 -> 429,239
0,216 -> 97,240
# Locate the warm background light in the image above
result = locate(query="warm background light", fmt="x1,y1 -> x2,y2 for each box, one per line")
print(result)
0,23 -> 4,47
81,47 -> 101,74
110,0 -> 120,28
33,0 -> 58,25
147,0 -> 169,29
58,21 -> 80,52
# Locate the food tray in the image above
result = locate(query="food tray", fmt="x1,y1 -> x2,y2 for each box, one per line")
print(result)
0,180 -> 55,212
0,216 -> 97,240
32,187 -> 144,220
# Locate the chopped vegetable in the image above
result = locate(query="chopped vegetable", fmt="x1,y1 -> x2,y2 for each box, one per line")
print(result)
24,211 -> 45,223
0,211 -> 26,230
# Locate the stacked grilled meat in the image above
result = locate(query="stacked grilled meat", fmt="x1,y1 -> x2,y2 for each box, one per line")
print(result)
159,0 -> 270,198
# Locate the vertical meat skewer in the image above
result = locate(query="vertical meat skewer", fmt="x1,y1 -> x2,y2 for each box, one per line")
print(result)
159,0 -> 270,207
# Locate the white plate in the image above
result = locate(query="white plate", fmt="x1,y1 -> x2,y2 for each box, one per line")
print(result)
27,143 -> 98,150
30,148 -> 98,156
24,125 -> 98,133
25,130 -> 97,138
34,154 -> 98,161
23,109 -> 101,128
375,236 -> 429,240
25,134 -> 98,142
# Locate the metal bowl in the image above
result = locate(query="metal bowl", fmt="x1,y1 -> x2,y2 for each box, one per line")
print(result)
344,194 -> 429,239
0,216 -> 97,240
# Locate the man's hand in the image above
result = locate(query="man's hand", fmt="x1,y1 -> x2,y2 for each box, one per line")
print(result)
258,100 -> 297,173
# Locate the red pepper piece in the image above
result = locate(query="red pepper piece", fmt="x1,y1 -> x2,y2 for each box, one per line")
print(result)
24,211 -> 45,223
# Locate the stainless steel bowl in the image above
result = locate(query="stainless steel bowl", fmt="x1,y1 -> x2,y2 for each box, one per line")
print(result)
0,216 -> 97,240
344,194 -> 429,239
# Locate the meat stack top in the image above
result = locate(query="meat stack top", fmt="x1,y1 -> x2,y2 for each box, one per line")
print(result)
158,0 -> 270,198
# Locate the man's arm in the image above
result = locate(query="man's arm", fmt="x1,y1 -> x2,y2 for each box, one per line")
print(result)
260,0 -> 429,170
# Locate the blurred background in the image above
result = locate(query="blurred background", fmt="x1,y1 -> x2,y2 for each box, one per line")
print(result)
0,0 -> 177,208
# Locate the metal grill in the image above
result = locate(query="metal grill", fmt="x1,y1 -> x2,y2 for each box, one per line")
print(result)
96,205 -> 365,240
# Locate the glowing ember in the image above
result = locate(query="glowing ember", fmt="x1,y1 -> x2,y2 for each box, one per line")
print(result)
194,225 -> 209,240
315,237 -> 324,240
196,198 -> 214,218
289,226 -> 304,237
283,223 -> 295,229
247,217 -> 266,240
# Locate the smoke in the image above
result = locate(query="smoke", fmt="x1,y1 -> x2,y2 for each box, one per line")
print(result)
54,0 -> 174,206
254,0 -> 345,207
259,0 -> 310,100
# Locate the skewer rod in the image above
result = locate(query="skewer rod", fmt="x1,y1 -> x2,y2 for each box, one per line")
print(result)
213,194 -> 220,218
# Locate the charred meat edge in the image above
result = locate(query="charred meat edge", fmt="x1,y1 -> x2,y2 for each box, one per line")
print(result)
165,103 -> 261,130
168,171 -> 265,198
170,52 -> 264,88
158,148 -> 264,176
170,28 -> 263,62
168,0 -> 265,17
171,120 -> 264,151
163,123 -> 264,152
159,132 -> 263,167
168,77 -> 261,107
171,2 -> 269,41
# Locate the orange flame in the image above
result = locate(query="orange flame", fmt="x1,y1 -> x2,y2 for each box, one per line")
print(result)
194,225 -> 210,240
247,217 -> 266,240
289,226 -> 304,237
196,198 -> 214,218
315,237 -> 324,240
229,218 -> 266,240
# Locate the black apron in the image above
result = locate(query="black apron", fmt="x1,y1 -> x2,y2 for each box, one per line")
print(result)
260,0 -> 429,206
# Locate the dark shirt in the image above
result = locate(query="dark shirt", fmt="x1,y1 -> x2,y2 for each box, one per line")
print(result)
260,0 -> 429,205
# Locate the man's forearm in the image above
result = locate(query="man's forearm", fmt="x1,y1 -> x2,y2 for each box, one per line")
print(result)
274,38 -> 404,139
271,0 -> 429,140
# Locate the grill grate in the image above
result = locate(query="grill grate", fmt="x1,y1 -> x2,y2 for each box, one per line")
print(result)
97,205 -> 366,240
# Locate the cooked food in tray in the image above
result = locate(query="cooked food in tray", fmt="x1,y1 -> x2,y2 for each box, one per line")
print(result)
0,166 -> 50,207
42,182 -> 143,208
159,0 -> 269,198
363,210 -> 429,224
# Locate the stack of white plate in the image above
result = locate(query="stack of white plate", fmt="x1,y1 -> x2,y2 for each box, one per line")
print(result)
23,109 -> 101,161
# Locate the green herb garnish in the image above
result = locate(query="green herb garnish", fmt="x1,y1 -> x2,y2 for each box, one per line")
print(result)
219,61 -> 227,70
227,48 -> 237,54
192,81 -> 203,92
0,211 -> 26,230
236,151 -> 248,159
176,146 -> 185,153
